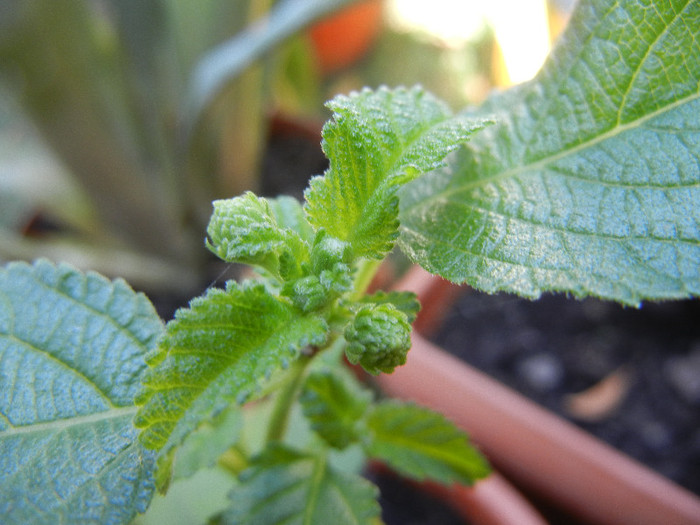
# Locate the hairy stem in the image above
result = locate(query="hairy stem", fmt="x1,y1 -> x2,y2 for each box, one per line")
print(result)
350,258 -> 383,301
265,354 -> 312,443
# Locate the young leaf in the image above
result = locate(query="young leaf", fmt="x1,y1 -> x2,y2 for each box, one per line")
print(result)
364,401 -> 489,486
305,85 -> 492,259
399,0 -> 700,305
299,368 -> 373,449
267,195 -> 315,245
206,192 -> 309,280
222,444 -> 380,525
134,281 -> 327,470
0,260 -> 161,524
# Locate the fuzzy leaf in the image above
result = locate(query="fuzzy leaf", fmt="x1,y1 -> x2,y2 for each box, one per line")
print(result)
207,193 -> 309,279
222,444 -> 380,525
305,85 -> 492,259
0,260 -> 161,524
300,368 -> 373,449
364,401 -> 489,485
399,0 -> 700,305
134,281 -> 327,465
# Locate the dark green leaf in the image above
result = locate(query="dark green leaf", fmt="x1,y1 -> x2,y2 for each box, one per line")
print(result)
0,260 -> 161,524
399,0 -> 700,305
222,444 -> 380,525
364,401 -> 489,485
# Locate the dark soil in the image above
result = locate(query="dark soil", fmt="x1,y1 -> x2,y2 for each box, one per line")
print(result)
432,291 -> 700,498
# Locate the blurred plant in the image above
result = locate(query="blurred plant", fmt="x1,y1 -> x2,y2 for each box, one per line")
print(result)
0,0 -> 359,290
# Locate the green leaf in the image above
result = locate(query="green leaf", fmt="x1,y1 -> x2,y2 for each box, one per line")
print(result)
134,281 -> 327,471
268,195 -> 316,245
305,85 -> 492,259
222,444 -> 380,525
399,0 -> 700,305
173,406 -> 243,480
207,192 -> 309,280
300,368 -> 373,449
364,401 -> 489,486
0,259 -> 162,524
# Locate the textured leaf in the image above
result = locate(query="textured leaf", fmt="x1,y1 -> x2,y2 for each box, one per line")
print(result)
222,444 -> 380,525
0,260 -> 161,524
305,85 -> 491,259
207,193 -> 309,279
399,0 -> 700,305
364,402 -> 489,485
300,368 -> 372,449
134,281 -> 327,459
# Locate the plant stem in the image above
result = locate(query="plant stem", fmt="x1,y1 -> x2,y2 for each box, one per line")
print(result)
350,258 -> 382,301
265,353 -> 312,443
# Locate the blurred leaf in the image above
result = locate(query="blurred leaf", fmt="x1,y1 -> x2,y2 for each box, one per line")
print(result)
190,0 -> 359,117
0,260 -> 162,524
173,407 -> 243,480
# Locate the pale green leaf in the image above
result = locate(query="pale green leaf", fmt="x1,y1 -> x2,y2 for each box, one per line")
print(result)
0,259 -> 162,524
222,444 -> 380,525
305,85 -> 492,259
173,406 -> 243,480
206,192 -> 309,280
299,368 -> 373,449
364,401 -> 489,486
399,0 -> 700,305
268,194 -> 315,245
134,281 -> 327,465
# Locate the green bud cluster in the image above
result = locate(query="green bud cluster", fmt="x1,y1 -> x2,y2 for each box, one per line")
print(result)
282,231 -> 353,312
344,303 -> 412,375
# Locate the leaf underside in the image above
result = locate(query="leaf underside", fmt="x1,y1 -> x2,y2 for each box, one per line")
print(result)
399,0 -> 700,305
0,260 -> 161,524
222,444 -> 380,525
305,85 -> 492,259
134,281 -> 327,458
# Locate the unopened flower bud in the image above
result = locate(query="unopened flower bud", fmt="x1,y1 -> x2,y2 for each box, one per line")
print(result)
344,304 -> 411,374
